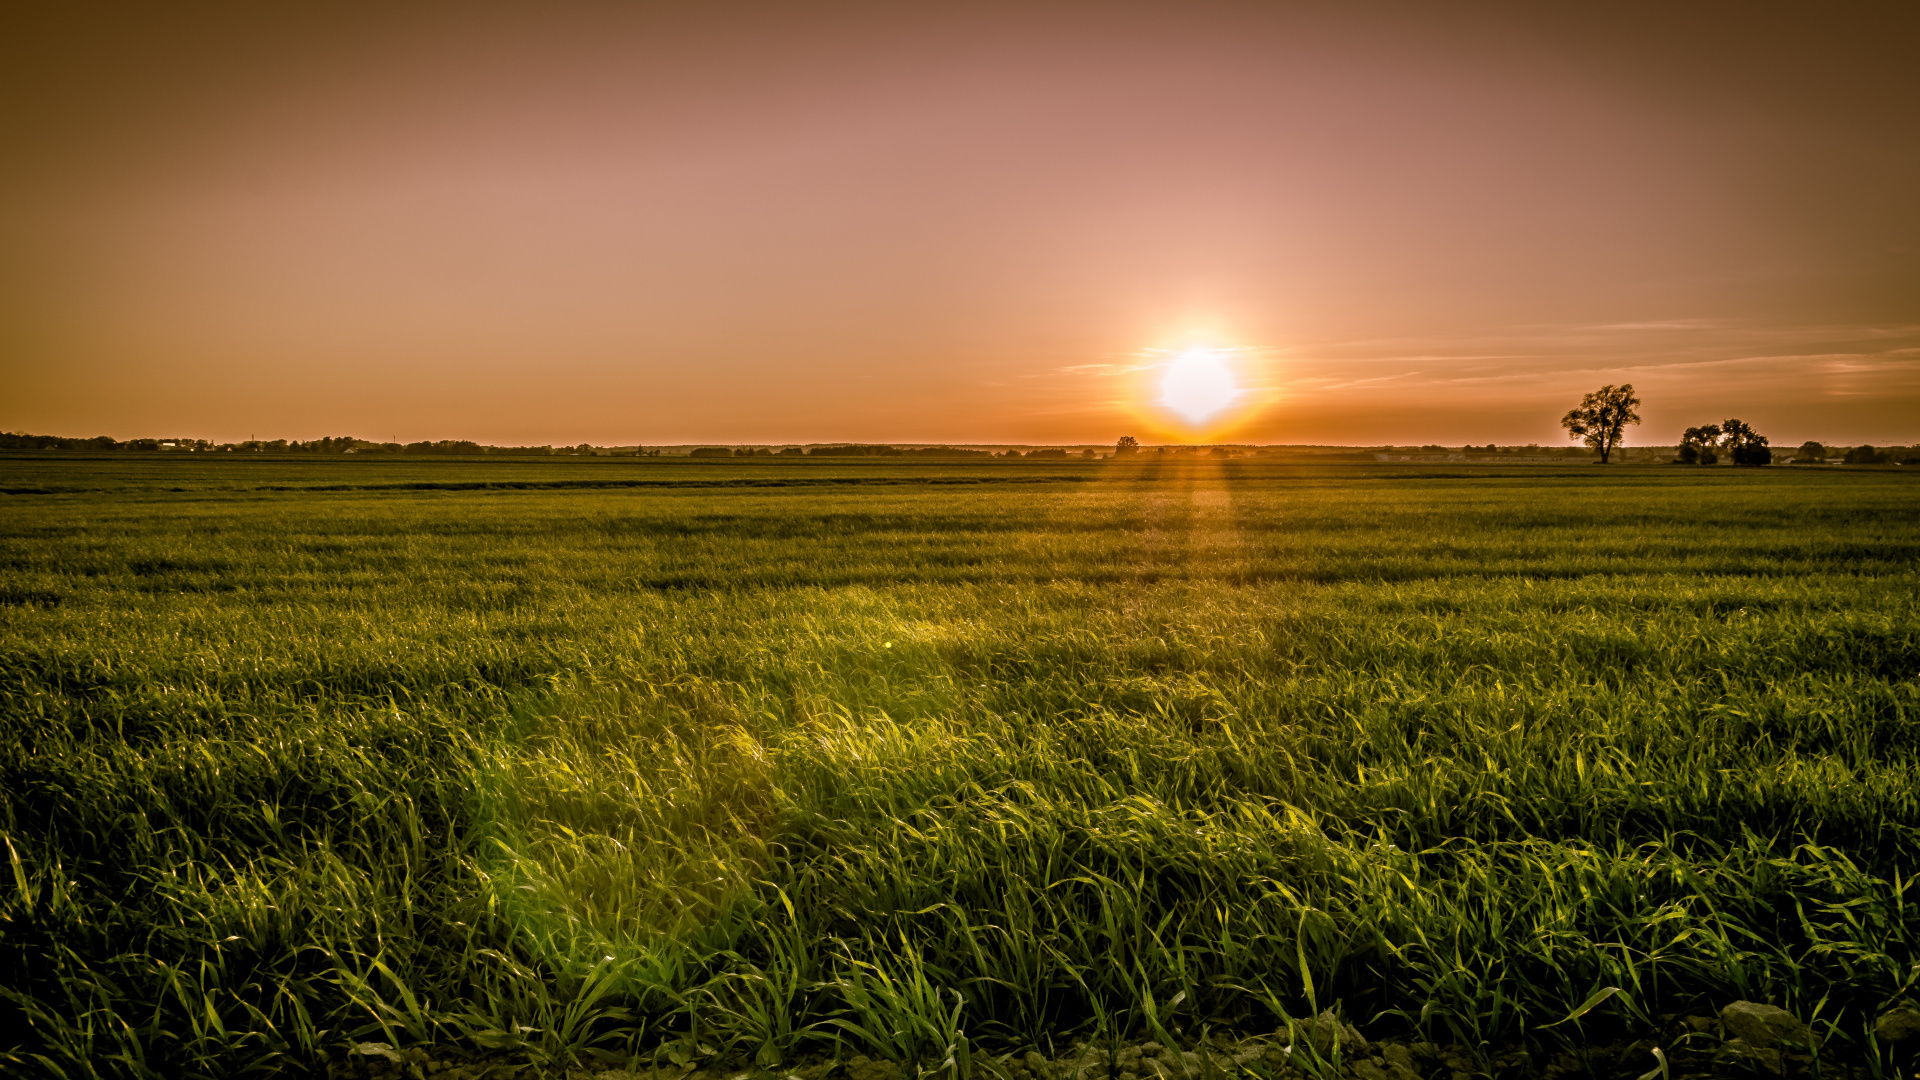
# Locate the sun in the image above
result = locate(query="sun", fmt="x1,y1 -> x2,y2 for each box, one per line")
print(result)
1158,347 -> 1241,426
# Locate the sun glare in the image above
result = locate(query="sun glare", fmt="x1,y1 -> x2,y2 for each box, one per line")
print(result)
1158,347 -> 1241,426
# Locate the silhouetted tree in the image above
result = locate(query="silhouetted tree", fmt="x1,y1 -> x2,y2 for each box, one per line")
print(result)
1678,424 -> 1721,465
1843,444 -> 1891,465
1561,384 -> 1642,463
1719,419 -> 1771,465
1114,436 -> 1139,456
1795,441 -> 1827,463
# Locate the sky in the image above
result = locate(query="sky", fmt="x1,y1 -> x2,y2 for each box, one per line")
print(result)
3,0 -> 1917,446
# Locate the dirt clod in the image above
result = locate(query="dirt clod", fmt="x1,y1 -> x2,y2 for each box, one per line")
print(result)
1877,1006 -> 1920,1045
1719,1001 -> 1812,1051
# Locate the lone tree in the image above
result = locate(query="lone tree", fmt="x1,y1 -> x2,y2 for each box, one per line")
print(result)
1114,435 -> 1140,456
1560,383 -> 1642,463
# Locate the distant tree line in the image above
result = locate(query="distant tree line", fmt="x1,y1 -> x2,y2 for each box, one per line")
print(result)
0,432 -> 213,452
1794,442 -> 1913,465
805,445 -> 996,458
687,445 -> 1096,458
998,448 -> 1095,459
0,432 -> 642,456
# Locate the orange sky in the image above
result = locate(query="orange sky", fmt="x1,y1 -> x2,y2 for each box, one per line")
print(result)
3,1 -> 1917,446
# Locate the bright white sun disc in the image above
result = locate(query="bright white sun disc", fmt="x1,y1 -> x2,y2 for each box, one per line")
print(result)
1159,349 -> 1240,425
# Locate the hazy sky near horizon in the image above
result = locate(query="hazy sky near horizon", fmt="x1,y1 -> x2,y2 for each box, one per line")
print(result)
3,1 -> 1917,446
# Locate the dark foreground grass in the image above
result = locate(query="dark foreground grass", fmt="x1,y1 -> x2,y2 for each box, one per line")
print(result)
1,457 -> 1917,1077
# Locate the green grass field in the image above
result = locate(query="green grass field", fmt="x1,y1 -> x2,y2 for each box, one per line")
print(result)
2,454 -> 1917,1078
